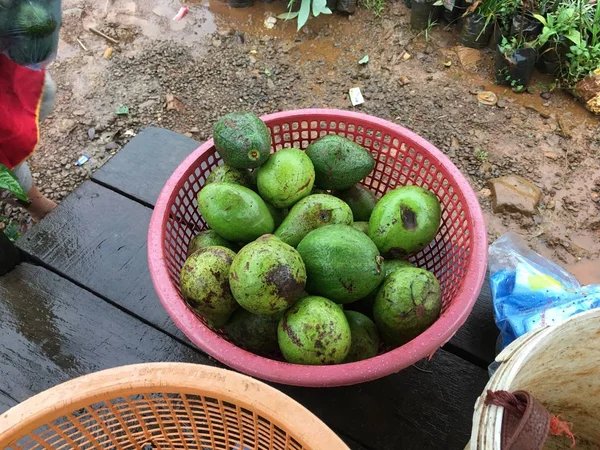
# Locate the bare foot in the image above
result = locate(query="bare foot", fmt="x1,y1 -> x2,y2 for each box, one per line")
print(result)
26,186 -> 57,222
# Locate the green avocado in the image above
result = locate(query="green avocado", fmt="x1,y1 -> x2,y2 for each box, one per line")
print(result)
278,296 -> 351,365
229,235 -> 306,315
352,221 -> 369,234
305,135 -> 375,190
16,2 -> 57,37
257,148 -> 315,208
213,112 -> 271,169
224,309 -> 281,356
187,230 -> 239,257
368,185 -> 441,258
297,225 -> 384,304
179,246 -> 238,328
344,311 -> 380,362
206,164 -> 252,187
274,194 -> 353,247
335,184 -> 378,221
373,267 -> 442,346
197,182 -> 274,243
7,32 -> 58,66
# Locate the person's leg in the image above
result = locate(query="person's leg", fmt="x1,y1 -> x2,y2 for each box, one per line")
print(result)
12,162 -> 56,222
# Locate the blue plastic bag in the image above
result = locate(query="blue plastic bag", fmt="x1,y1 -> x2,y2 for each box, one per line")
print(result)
489,233 -> 600,350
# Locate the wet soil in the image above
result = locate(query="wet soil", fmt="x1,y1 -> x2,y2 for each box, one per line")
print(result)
1,0 -> 598,280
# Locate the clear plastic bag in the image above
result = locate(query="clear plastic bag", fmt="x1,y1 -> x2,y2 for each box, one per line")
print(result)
0,0 -> 61,69
489,232 -> 600,350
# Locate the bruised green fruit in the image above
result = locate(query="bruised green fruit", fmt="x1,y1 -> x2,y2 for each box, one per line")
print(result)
274,194 -> 353,247
265,204 -> 287,228
197,183 -> 274,243
229,235 -> 306,315
374,267 -> 442,346
368,185 -> 441,257
344,311 -> 380,362
352,221 -> 369,234
206,164 -> 252,187
278,296 -> 351,365
383,259 -> 414,277
187,230 -> 239,257
257,149 -> 315,208
179,246 -> 237,327
336,184 -> 378,221
351,259 -> 415,314
305,135 -> 375,190
224,309 -> 281,356
213,112 -> 271,169
297,225 -> 384,303
16,2 -> 58,37
7,32 -> 58,66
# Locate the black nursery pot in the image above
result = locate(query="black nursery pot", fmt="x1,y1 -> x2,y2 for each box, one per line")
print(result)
443,0 -> 466,25
337,0 -> 356,14
509,14 -> 543,40
536,40 -> 570,75
460,13 -> 494,48
495,44 -> 537,88
228,0 -> 254,8
411,0 -> 439,30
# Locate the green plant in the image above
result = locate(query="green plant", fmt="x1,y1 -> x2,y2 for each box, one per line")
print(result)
362,0 -> 385,16
424,17 -> 438,41
0,164 -> 28,202
278,0 -> 332,31
475,147 -> 489,162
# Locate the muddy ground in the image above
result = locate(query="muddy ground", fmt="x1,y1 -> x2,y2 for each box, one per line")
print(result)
1,0 -> 599,282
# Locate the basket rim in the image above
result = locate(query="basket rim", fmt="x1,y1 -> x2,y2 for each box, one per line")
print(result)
0,363 -> 349,449
148,108 -> 488,387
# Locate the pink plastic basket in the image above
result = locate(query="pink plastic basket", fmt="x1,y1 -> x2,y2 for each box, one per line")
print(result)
148,109 -> 487,387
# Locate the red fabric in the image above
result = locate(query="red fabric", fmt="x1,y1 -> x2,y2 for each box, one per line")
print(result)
0,54 -> 46,170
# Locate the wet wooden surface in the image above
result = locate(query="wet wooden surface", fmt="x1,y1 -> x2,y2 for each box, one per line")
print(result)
3,127 -> 498,450
92,127 -> 200,207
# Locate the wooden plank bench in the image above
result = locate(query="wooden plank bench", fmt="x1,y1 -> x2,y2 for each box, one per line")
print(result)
2,127 -> 499,449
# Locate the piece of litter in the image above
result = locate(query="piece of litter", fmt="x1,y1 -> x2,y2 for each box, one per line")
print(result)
104,47 -> 113,59
402,52 -> 412,61
172,6 -> 189,21
358,55 -> 369,65
76,155 -> 90,166
264,16 -> 277,29
123,129 -> 136,137
115,105 -> 129,115
349,87 -> 364,106
264,68 -> 272,77
477,91 -> 498,106
249,49 -> 257,54
443,60 -> 452,67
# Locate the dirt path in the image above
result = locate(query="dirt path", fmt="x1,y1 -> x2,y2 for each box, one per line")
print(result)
2,0 -> 599,281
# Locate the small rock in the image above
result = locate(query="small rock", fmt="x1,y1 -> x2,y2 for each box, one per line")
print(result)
541,92 -> 551,100
217,27 -> 235,37
544,151 -> 559,160
138,99 -> 156,110
399,75 -> 410,86
212,39 -> 222,48
105,142 -> 119,151
497,99 -> 507,108
184,132 -> 193,138
478,188 -> 492,198
267,79 -> 276,90
88,128 -> 96,140
190,127 -> 200,133
454,46 -> 481,70
59,119 -> 77,133
73,110 -> 85,117
488,175 -> 542,216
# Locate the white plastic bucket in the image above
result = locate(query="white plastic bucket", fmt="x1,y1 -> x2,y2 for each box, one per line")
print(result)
469,308 -> 600,449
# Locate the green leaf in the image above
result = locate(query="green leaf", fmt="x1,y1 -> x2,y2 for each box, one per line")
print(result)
115,105 -> 129,115
277,11 -> 299,19
0,164 -> 28,202
358,55 -> 369,64
320,6 -> 332,13
565,29 -> 581,45
298,0 -> 310,30
433,0 -> 443,5
312,0 -> 326,17
532,13 -> 546,26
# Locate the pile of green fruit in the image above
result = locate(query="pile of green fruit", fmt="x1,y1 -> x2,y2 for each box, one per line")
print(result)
180,111 -> 444,366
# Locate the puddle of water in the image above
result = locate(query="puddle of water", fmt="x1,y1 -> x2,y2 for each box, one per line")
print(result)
567,259 -> 600,286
